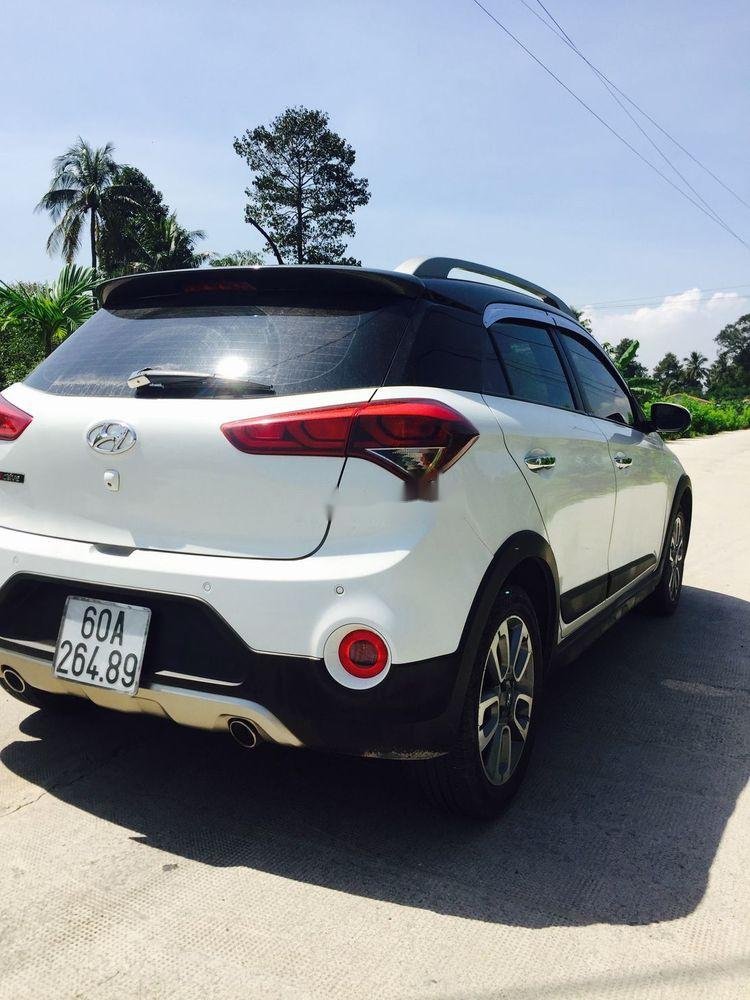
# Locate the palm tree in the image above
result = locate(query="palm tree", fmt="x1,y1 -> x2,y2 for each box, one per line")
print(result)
36,139 -> 131,272
682,351 -> 709,393
0,265 -> 96,357
131,213 -> 208,272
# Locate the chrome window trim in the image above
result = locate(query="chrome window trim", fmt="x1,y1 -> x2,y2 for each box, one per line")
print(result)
483,303 -> 555,328
550,314 -> 590,336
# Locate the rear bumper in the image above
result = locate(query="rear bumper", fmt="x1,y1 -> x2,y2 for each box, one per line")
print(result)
0,637 -> 462,757
0,508 -> 489,754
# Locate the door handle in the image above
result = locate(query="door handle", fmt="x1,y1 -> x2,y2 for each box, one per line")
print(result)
524,451 -> 556,471
613,452 -> 632,469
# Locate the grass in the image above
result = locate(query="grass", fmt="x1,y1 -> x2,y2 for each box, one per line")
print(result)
657,394 -> 750,438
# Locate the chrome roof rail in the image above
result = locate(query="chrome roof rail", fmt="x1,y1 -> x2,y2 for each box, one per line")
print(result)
395,256 -> 576,318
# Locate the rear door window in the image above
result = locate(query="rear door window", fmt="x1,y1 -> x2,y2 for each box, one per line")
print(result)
490,321 -> 575,410
390,304 -> 508,396
25,298 -> 414,398
559,333 -> 635,425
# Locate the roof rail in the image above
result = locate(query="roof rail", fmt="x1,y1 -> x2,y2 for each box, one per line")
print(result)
395,256 -> 575,318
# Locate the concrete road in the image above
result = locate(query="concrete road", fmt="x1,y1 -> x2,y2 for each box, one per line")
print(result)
1,431 -> 748,1000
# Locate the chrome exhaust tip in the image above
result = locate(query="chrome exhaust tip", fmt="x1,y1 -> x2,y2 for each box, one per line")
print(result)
228,718 -> 259,749
1,667 -> 27,695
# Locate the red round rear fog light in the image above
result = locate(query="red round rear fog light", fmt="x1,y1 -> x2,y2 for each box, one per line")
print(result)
338,629 -> 389,678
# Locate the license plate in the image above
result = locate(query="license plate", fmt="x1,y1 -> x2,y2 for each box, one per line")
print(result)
53,597 -> 151,696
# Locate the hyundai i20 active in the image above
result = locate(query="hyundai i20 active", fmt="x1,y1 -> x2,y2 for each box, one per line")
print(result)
0,257 -> 692,817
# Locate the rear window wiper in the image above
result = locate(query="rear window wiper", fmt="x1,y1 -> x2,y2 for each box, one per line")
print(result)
126,368 -> 275,394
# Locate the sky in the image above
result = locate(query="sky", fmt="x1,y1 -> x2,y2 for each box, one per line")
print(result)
2,0 -> 749,368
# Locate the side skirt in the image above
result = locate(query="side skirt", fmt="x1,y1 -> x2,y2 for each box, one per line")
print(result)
552,567 -> 659,671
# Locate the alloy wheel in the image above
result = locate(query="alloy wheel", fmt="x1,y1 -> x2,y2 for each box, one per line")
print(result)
667,513 -> 686,601
477,614 -> 534,786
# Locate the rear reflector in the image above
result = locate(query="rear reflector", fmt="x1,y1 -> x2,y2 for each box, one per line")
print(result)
338,629 -> 389,678
221,399 -> 478,480
0,396 -> 32,441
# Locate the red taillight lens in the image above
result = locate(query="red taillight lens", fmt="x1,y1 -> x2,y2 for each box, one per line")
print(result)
0,396 -> 32,441
338,629 -> 389,678
221,399 -> 478,480
222,404 -> 355,457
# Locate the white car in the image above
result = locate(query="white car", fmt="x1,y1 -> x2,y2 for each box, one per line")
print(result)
0,257 -> 692,817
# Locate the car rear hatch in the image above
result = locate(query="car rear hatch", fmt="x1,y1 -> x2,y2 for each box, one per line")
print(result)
0,267 -> 422,558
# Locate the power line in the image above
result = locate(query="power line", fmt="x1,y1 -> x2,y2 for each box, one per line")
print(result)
520,0 -> 739,230
467,0 -> 750,252
587,283 -> 750,307
526,0 -> 750,212
583,284 -> 750,310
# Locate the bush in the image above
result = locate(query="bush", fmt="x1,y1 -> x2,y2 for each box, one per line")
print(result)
0,322 -> 43,389
654,394 -> 750,438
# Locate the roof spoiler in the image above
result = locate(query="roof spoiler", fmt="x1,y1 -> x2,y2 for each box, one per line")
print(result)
97,265 -> 425,309
395,257 -> 575,318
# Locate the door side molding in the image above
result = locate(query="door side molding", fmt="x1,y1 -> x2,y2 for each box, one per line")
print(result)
560,553 -> 658,624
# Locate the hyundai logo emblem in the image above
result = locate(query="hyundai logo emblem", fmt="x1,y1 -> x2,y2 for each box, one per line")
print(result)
87,421 -> 137,455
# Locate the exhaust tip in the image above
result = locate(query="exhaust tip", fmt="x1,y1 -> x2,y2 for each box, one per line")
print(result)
228,718 -> 259,749
1,667 -> 27,695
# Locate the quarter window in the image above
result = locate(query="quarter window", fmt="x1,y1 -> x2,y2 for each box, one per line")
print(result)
560,333 -> 635,426
490,322 -> 575,410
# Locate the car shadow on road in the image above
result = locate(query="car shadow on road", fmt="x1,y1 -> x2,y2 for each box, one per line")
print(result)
2,584 -> 748,928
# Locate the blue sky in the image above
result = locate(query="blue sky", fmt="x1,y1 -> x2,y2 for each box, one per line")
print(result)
2,0 -> 749,364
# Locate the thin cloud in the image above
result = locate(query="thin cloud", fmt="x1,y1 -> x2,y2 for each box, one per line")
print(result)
583,290 -> 750,368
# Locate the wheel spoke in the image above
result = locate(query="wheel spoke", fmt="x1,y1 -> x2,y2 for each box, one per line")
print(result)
513,625 -> 531,682
513,693 -> 533,740
508,620 -> 523,674
478,710 -> 499,752
495,622 -> 511,682
486,723 -> 512,783
486,635 -> 503,685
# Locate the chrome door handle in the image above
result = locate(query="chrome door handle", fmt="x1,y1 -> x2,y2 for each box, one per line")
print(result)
524,451 -> 556,471
613,452 -> 632,469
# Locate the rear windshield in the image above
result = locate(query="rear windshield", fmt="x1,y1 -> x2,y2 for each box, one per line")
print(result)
25,298 -> 413,398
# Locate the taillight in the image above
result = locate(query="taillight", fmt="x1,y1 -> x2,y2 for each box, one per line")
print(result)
0,395 -> 32,441
221,399 -> 478,480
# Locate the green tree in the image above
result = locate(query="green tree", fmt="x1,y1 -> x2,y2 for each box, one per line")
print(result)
233,106 -> 370,265
0,265 -> 95,359
652,351 -> 684,394
603,338 -> 648,379
36,139 -> 132,272
209,250 -> 264,267
601,337 -> 658,406
706,314 -> 750,400
97,166 -> 169,277
0,283 -> 46,387
681,351 -> 709,396
571,308 -> 593,333
129,213 -> 207,272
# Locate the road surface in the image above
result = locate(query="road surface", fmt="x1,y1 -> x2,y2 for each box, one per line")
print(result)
1,430 -> 748,999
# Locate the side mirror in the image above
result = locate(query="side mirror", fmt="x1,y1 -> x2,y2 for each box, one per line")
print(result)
650,402 -> 691,434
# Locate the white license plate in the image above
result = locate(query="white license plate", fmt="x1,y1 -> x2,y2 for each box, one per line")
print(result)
53,597 -> 151,696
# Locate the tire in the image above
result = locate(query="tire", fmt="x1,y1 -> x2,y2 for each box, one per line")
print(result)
642,507 -> 688,616
417,585 -> 543,819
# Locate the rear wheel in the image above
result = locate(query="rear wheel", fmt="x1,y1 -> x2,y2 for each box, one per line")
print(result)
643,508 -> 688,616
417,585 -> 542,819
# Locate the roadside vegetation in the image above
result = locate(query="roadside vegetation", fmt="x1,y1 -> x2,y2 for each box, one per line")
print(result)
0,111 -> 748,437
595,316 -> 750,436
